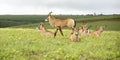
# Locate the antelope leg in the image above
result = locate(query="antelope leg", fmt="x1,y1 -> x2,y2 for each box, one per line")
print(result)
54,28 -> 58,38
59,27 -> 64,36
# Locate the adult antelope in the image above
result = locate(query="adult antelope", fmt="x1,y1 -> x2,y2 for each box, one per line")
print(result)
69,27 -> 80,42
45,12 -> 76,38
38,22 -> 54,36
92,25 -> 105,36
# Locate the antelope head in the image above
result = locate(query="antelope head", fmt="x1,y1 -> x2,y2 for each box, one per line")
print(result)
39,22 -> 44,30
73,27 -> 79,36
45,12 -> 52,21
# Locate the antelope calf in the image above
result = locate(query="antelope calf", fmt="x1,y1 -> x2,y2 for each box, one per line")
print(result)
38,22 -> 54,36
92,26 -> 105,36
69,27 -> 80,42
79,24 -> 91,36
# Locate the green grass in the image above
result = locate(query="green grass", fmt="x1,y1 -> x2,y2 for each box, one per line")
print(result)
0,28 -> 120,60
0,15 -> 120,60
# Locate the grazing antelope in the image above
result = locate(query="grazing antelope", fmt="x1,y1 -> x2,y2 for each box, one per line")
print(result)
45,12 -> 76,38
92,26 -> 105,36
38,22 -> 54,36
69,27 -> 80,42
79,24 -> 91,36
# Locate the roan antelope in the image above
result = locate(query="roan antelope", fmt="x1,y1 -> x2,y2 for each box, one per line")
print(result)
69,27 -> 80,42
79,24 -> 91,36
38,22 -> 54,36
92,25 -> 105,36
45,12 -> 76,38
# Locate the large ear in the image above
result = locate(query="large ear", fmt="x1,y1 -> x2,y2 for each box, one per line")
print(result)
48,11 -> 52,16
38,22 -> 44,29
79,26 -> 83,30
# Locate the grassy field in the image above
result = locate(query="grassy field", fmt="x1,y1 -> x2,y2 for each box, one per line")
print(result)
0,15 -> 120,60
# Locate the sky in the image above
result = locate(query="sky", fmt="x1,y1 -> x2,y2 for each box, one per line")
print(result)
0,0 -> 120,15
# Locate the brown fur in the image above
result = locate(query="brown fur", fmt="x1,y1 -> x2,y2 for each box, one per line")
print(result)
38,22 -> 54,36
79,24 -> 91,36
91,26 -> 105,36
45,12 -> 76,38
69,27 -> 80,42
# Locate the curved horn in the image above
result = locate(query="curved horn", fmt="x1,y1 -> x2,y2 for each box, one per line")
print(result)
48,11 -> 52,16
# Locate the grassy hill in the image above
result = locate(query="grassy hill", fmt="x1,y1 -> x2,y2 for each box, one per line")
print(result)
0,15 -> 120,31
